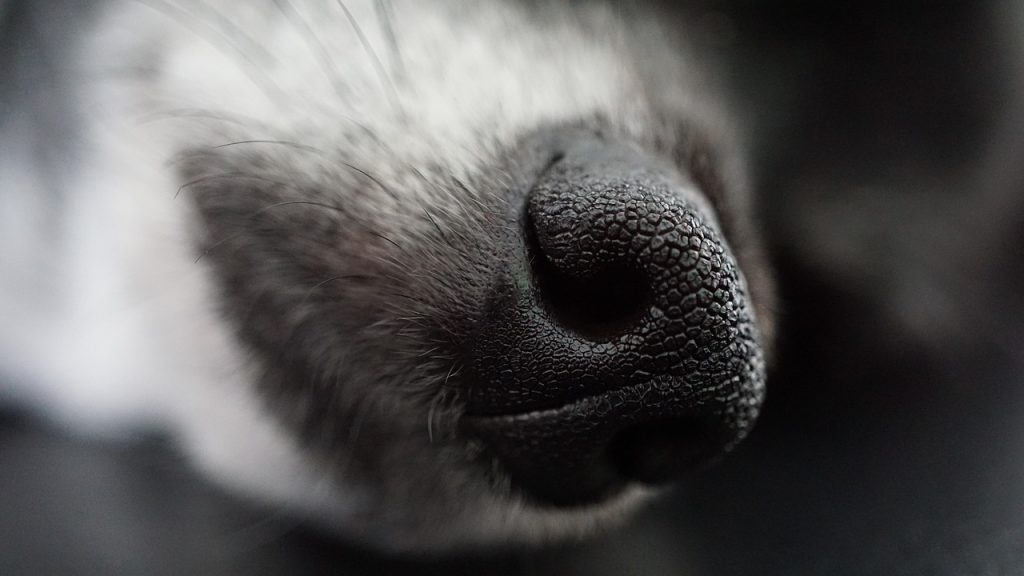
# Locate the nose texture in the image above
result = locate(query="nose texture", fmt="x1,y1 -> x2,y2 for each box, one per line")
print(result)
464,137 -> 765,506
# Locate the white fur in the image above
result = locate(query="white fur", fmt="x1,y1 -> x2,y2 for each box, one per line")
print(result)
0,0 -> 701,544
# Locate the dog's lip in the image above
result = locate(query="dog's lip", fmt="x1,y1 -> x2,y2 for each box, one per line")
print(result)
460,376 -> 734,506
463,376 -> 670,422
461,370 -> 737,422
460,377 -> 734,452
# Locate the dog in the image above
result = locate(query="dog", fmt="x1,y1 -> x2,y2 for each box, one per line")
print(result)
6,0 -> 1023,557
0,0 -> 774,551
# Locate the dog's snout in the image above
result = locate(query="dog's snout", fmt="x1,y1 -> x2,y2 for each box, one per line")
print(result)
463,136 -> 765,506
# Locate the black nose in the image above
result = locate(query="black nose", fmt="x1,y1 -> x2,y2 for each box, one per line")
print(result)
463,136 -> 765,507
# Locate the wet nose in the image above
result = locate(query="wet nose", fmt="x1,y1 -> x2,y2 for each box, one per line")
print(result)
463,136 -> 765,507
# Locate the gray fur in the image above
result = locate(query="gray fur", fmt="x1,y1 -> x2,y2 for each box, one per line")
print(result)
0,0 -> 771,550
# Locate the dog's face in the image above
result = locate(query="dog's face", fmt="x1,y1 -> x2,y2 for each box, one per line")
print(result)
79,0 -> 772,549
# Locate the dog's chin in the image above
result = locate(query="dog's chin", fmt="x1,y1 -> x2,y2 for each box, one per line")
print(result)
327,466 -> 656,553
471,484 -> 656,550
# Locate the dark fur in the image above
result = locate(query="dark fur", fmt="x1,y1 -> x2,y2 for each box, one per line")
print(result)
182,102 -> 772,540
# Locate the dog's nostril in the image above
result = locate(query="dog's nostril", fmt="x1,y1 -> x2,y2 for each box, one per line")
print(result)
609,419 -> 712,485
529,232 -> 651,340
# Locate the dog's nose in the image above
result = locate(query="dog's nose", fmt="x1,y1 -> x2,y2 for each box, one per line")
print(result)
463,137 -> 765,506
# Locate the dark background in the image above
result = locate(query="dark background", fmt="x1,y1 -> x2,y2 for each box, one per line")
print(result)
2,1 -> 1023,574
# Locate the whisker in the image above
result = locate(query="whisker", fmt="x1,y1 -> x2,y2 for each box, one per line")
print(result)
442,361 -> 462,390
175,173 -> 310,199
272,0 -> 348,99
137,107 -> 260,127
422,207 -> 448,245
374,0 -> 405,83
336,161 -> 400,201
130,0 -> 286,103
176,171 -> 248,199
262,199 -> 346,213
176,147 -> 395,203
300,274 -> 372,306
173,139 -> 323,166
211,139 -> 325,153
371,232 -> 406,251
427,391 -> 443,443
335,0 -> 404,117
189,0 -> 280,66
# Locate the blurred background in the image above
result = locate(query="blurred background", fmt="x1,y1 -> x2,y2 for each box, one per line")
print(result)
2,0 -> 1023,574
